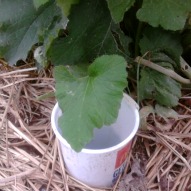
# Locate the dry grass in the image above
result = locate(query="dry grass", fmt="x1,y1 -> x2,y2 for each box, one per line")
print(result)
0,62 -> 190,191
136,99 -> 191,190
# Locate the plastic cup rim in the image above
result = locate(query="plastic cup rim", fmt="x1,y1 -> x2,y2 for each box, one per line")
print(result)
51,94 -> 140,154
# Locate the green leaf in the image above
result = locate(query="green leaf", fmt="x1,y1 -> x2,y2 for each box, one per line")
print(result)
38,13 -> 68,67
139,27 -> 183,64
139,68 -> 181,107
48,0 -> 130,65
111,23 -> 132,59
54,55 -> 127,152
33,0 -> 50,9
148,52 -> 177,70
137,0 -> 191,31
0,0 -> 64,65
155,104 -> 178,120
106,0 -> 135,23
56,0 -> 79,16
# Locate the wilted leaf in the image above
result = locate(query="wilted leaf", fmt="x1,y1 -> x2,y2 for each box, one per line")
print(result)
137,0 -> 191,31
106,0 -> 135,23
117,159 -> 147,191
154,118 -> 175,131
48,0 -> 130,65
54,55 -> 127,151
155,104 -> 178,120
139,68 -> 181,107
139,105 -> 154,130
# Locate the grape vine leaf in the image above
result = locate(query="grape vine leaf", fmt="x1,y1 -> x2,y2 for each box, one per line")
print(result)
0,0 -> 65,65
106,0 -> 135,23
139,68 -> 181,107
48,0 -> 131,65
139,27 -> 183,64
33,0 -> 49,9
137,0 -> 191,31
54,55 -> 127,152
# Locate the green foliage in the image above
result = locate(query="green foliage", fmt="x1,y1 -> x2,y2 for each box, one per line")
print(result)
56,0 -> 79,16
48,0 -> 130,65
0,0 -> 66,65
54,55 -> 127,151
106,0 -> 135,23
139,68 -> 181,106
137,0 -> 191,30
33,0 -> 49,8
155,104 -> 178,120
140,27 -> 183,63
0,0 -> 191,150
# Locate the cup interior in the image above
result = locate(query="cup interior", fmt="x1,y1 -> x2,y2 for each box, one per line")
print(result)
52,95 -> 140,152
85,97 -> 138,149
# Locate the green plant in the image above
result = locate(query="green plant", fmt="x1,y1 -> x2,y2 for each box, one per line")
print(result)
0,0 -> 191,151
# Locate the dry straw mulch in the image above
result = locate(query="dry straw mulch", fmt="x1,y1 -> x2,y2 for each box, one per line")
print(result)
0,62 -> 190,191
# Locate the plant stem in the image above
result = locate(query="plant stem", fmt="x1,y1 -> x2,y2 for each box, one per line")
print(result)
136,59 -> 140,106
135,56 -> 191,84
134,22 -> 143,56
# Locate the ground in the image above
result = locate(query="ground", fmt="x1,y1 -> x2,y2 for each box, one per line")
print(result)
0,63 -> 190,191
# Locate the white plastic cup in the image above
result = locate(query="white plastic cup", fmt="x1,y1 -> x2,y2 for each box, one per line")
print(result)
51,94 -> 139,188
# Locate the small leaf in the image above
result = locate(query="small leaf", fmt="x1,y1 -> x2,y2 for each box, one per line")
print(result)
34,46 -> 49,68
56,0 -> 80,16
33,0 -> 49,9
139,27 -> 183,64
54,55 -> 127,151
0,0 -> 64,65
48,0 -> 130,65
137,0 -> 191,31
139,68 -> 181,107
106,0 -> 135,23
155,104 -> 178,120
139,105 -> 154,130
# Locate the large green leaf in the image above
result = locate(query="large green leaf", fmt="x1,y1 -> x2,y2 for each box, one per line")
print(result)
0,0 -> 64,65
54,55 -> 127,152
139,27 -> 183,64
139,68 -> 181,107
137,0 -> 191,31
48,0 -> 130,65
106,0 -> 135,23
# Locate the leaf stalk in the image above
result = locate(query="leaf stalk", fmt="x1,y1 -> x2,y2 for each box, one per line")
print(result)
135,56 -> 191,84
